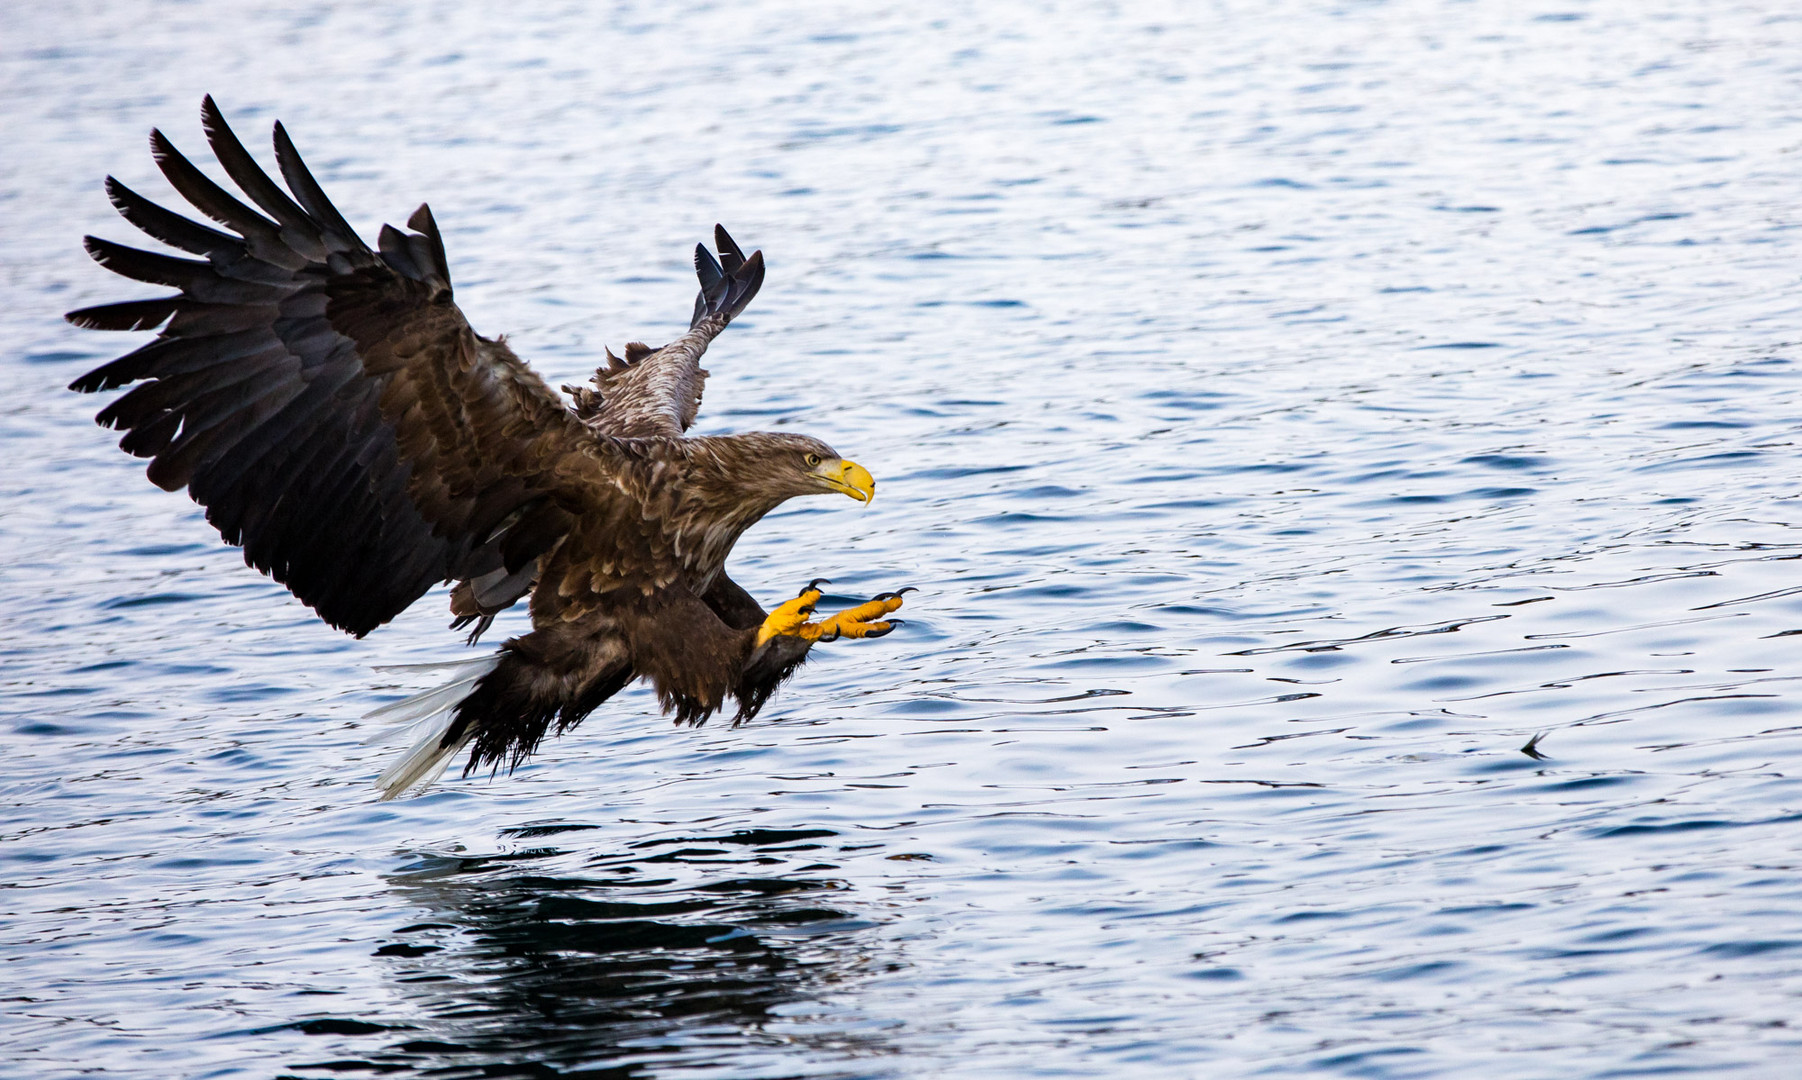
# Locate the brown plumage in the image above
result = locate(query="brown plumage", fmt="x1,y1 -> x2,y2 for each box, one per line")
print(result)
67,98 -> 909,797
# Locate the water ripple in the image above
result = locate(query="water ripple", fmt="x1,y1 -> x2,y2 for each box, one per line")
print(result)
7,1 -> 1802,1077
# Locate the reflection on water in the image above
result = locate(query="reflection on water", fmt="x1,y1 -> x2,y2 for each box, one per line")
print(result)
7,1 -> 1802,1077
300,828 -> 894,1077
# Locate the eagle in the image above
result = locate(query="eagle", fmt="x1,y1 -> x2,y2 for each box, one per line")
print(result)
66,98 -> 910,798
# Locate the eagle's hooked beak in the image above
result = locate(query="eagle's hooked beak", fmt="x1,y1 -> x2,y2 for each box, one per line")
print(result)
816,458 -> 875,503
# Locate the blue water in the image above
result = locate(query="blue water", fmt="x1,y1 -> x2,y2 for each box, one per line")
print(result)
6,2 -> 1802,1076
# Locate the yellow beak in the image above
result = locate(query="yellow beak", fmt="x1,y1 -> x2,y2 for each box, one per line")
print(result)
816,458 -> 875,503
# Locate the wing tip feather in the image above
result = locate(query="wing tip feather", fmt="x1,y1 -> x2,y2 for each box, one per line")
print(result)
688,227 -> 763,329
64,297 -> 181,334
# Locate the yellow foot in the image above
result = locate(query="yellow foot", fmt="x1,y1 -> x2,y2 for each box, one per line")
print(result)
812,589 -> 912,641
756,583 -> 913,646
756,578 -> 829,646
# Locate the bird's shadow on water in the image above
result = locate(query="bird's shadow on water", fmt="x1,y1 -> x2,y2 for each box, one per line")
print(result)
287,825 -> 901,1079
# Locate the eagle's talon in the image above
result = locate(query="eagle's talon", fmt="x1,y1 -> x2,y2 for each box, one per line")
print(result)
756,580 -> 830,645
802,589 -> 909,642
756,587 -> 909,645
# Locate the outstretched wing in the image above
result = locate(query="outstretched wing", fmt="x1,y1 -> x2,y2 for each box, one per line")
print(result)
565,225 -> 764,439
68,97 -> 589,636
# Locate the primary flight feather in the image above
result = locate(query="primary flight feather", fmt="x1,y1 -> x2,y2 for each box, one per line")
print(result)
67,97 -> 909,798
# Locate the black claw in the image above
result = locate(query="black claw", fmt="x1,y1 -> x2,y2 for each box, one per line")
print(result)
866,619 -> 904,638
453,613 -> 495,646
872,587 -> 918,602
803,577 -> 832,593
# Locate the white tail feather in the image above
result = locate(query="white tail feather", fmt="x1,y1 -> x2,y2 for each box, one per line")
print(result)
365,653 -> 501,800
363,669 -> 489,729
374,720 -> 474,801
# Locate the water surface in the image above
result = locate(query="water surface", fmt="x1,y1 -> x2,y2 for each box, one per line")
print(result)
5,2 -> 1802,1077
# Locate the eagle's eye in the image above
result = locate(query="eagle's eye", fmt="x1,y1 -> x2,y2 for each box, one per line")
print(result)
805,452 -> 822,467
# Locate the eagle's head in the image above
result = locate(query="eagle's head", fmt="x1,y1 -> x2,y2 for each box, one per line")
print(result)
701,432 -> 875,509
772,433 -> 875,504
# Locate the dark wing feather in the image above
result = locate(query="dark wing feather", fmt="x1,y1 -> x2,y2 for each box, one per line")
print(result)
199,98 -> 322,251
271,120 -> 363,243
65,297 -> 181,337
568,225 -> 765,439
689,224 -> 763,331
104,176 -> 243,260
69,97 -> 595,636
147,125 -> 298,262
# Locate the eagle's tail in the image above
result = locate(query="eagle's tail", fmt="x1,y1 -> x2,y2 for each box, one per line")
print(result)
365,654 -> 502,800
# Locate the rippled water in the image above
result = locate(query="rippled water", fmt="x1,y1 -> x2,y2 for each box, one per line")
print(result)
6,2 -> 1802,1076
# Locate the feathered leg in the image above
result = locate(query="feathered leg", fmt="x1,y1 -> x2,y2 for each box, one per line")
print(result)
373,628 -> 630,799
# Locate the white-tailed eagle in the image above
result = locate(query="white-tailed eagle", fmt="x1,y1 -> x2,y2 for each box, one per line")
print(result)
67,98 -> 909,798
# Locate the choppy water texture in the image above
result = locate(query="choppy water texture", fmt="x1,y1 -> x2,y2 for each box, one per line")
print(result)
5,2 -> 1802,1077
